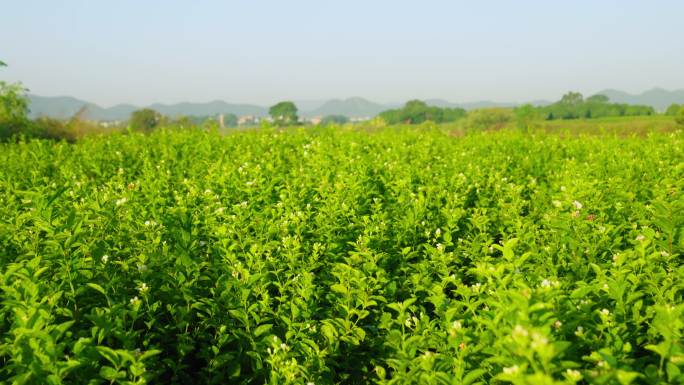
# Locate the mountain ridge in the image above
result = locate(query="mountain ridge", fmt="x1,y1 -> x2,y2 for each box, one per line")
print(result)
27,88 -> 684,120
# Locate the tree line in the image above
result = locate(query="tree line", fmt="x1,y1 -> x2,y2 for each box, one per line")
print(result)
3,58 -> 684,141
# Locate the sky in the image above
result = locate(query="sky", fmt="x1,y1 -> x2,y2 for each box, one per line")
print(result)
2,0 -> 684,107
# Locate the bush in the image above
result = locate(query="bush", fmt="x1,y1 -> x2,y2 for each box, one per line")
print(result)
676,106 -> 684,126
321,115 -> 349,125
379,100 -> 466,125
465,108 -> 514,131
0,81 -> 30,141
129,109 -> 162,133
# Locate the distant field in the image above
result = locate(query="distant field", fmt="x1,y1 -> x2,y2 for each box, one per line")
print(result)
1,127 -> 683,384
536,115 -> 678,136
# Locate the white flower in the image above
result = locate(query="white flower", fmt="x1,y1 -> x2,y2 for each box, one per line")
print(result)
575,325 -> 584,336
452,320 -> 463,330
502,365 -> 519,375
530,332 -> 548,349
540,279 -> 551,288
600,308 -> 610,316
635,234 -> 645,241
101,255 -> 109,264
553,320 -> 562,329
138,282 -> 149,294
565,369 -> 582,381
661,251 -> 670,257
115,197 -> 127,206
512,324 -> 528,338
572,200 -> 583,209
435,228 -> 441,236
130,296 -> 140,305
144,220 -> 151,226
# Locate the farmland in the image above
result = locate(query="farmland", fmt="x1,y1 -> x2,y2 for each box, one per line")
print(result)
1,126 -> 683,384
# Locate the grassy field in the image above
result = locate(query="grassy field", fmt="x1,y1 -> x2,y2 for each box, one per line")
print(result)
1,126 -> 683,384
536,116 -> 679,136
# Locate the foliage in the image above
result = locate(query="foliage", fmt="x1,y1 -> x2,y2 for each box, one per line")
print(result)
0,127 -> 683,384
464,107 -> 514,131
665,104 -> 681,116
0,63 -> 30,140
539,92 -> 655,120
379,100 -> 466,125
269,101 -> 299,126
129,109 -> 163,133
676,106 -> 684,126
514,104 -> 542,132
321,115 -> 349,125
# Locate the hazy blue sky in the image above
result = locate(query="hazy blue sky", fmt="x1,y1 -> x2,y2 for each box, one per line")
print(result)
2,0 -> 683,107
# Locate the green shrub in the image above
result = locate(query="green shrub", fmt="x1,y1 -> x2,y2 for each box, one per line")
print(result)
465,107 -> 514,130
0,127 -> 683,384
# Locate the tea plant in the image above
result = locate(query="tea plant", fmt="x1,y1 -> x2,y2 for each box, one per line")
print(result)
0,126 -> 682,384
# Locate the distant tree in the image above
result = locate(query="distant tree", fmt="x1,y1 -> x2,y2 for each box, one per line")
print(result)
665,104 -> 681,116
129,108 -> 162,132
172,115 -> 194,127
269,101 -> 298,126
676,106 -> 684,126
321,115 -> 349,125
560,92 -> 584,105
378,100 -> 465,125
0,61 -> 30,139
223,113 -> 238,127
539,92 -> 653,121
586,94 -> 609,103
514,104 -> 540,132
466,108 -> 514,131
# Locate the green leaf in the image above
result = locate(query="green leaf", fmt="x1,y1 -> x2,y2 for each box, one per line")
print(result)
99,366 -> 125,381
462,368 -> 487,385
87,283 -> 107,297
253,324 -> 273,337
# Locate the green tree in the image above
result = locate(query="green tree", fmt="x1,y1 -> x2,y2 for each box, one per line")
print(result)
129,108 -> 162,133
269,101 -> 298,126
223,113 -> 238,127
321,115 -> 349,125
560,92 -> 584,105
378,100 -> 465,125
665,104 -> 681,116
514,104 -> 540,132
0,61 -> 31,139
466,108 -> 514,131
676,106 -> 684,126
586,94 -> 609,103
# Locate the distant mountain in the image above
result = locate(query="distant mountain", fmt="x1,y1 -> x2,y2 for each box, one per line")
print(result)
596,88 -> 684,111
148,101 -> 266,118
28,95 -> 93,119
305,97 -> 391,118
27,95 -> 267,121
31,89 -> 680,122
